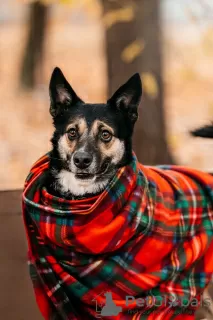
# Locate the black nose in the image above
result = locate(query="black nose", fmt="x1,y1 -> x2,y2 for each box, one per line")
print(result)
73,151 -> 93,169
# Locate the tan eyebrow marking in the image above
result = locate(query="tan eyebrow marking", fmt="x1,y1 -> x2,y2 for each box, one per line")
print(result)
64,118 -> 88,151
66,118 -> 87,135
95,120 -> 124,159
91,120 -> 114,136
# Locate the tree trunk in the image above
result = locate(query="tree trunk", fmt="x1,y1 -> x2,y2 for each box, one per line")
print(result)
20,1 -> 49,89
102,0 -> 174,165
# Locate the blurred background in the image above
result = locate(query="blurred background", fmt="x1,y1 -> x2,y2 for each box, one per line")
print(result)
1,0 -> 213,190
1,1 -> 213,319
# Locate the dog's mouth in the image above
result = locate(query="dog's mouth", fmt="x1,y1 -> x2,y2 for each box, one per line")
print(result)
75,173 -> 95,180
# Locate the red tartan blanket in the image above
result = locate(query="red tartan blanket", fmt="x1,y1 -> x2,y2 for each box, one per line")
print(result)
22,153 -> 213,319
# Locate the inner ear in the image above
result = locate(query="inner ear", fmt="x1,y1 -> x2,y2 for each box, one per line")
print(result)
116,93 -> 134,110
55,85 -> 72,105
108,73 -> 142,123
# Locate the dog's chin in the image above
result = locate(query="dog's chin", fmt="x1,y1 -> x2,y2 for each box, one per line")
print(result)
56,169 -> 110,197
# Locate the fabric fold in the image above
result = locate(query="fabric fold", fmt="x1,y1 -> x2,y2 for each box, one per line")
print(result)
22,153 -> 213,319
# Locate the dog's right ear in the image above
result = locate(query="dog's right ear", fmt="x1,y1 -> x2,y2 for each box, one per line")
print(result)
49,67 -> 83,117
108,73 -> 142,124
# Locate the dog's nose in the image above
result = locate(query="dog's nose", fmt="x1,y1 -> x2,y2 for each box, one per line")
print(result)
73,151 -> 93,169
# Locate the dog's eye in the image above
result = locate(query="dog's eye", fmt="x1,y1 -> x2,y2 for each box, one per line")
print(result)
101,130 -> 112,142
67,128 -> 77,140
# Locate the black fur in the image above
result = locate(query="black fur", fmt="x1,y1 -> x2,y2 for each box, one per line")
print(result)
191,123 -> 213,138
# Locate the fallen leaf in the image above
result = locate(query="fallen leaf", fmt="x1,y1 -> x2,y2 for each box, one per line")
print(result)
179,67 -> 197,82
103,6 -> 135,29
167,135 -> 180,150
121,39 -> 145,63
141,72 -> 159,100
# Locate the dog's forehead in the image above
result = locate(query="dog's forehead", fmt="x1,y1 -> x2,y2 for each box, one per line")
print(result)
66,103 -> 117,133
66,117 -> 87,132
66,117 -> 115,135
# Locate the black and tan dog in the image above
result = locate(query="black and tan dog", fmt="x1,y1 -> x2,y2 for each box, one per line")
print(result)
46,67 -> 142,199
24,68 -> 213,320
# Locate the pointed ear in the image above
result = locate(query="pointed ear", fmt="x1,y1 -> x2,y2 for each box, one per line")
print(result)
49,67 -> 83,117
108,73 -> 142,123
191,124 -> 213,138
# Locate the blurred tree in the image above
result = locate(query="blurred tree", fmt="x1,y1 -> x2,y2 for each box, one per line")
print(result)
20,1 -> 49,89
102,0 -> 174,164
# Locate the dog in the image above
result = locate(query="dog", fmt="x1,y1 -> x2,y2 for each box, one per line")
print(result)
23,67 -> 213,320
46,67 -> 142,199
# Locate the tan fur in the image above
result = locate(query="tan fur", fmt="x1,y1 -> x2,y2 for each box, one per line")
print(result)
91,120 -> 124,165
66,118 -> 87,135
91,120 -> 115,136
58,118 -> 88,156
99,138 -> 124,164
58,135 -> 72,160
59,118 -> 124,166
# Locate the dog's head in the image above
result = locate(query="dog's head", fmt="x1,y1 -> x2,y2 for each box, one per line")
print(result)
49,67 -> 142,196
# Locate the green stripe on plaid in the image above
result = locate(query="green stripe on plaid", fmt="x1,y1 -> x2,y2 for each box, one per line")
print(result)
22,153 -> 213,319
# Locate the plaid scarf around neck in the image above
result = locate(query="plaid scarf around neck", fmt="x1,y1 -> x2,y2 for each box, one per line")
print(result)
22,153 -> 213,320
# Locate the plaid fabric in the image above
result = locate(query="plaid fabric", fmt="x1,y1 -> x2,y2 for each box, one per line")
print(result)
22,153 -> 213,320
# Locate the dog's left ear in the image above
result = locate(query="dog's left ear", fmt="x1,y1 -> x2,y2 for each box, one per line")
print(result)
49,67 -> 83,117
108,73 -> 142,123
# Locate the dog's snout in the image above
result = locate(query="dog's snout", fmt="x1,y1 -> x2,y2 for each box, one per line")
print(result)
73,151 -> 93,169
